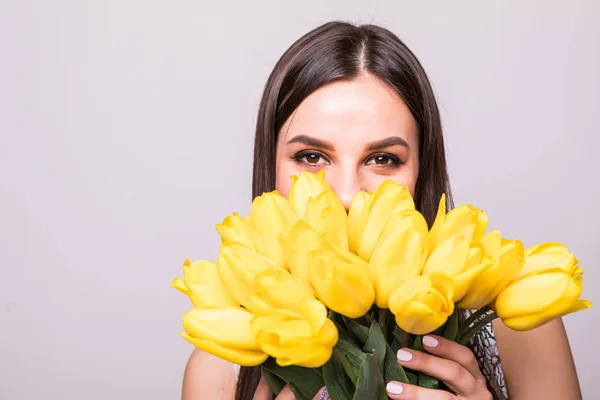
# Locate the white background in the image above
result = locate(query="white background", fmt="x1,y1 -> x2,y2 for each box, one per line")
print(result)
1,1 -> 598,399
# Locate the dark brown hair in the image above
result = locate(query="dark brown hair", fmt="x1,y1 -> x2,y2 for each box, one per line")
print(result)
238,21 -> 500,400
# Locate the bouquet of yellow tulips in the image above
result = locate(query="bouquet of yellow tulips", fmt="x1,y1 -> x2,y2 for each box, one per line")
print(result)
172,170 -> 591,399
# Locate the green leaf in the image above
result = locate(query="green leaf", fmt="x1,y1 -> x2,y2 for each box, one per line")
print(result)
392,326 -> 414,351
383,343 -> 409,384
334,338 -> 365,382
323,350 -> 355,400
384,309 -> 396,342
355,311 -> 374,327
261,358 -> 324,400
442,309 -> 459,341
331,318 -> 354,343
406,371 -> 419,385
352,352 -> 387,400
260,367 -> 286,395
363,321 -> 386,371
329,310 -> 348,330
344,317 -> 369,346
411,336 -> 439,390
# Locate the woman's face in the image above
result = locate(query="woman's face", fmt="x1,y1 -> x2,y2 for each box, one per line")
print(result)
275,74 -> 420,210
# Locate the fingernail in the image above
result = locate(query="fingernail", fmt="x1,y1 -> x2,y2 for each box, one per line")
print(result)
423,335 -> 439,348
318,387 -> 329,400
396,349 -> 413,362
386,382 -> 404,395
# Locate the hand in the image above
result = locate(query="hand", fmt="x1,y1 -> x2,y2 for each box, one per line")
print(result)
252,379 -> 328,400
386,335 -> 492,399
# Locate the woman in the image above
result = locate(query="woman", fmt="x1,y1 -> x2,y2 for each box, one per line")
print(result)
182,21 -> 583,400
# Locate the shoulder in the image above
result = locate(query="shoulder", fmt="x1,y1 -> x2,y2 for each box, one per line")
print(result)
182,348 -> 237,400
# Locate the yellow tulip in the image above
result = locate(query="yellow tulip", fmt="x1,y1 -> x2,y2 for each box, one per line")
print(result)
181,307 -> 268,366
288,170 -> 334,217
309,245 -> 375,318
215,212 -> 255,249
246,191 -> 299,268
278,220 -> 326,286
172,259 -> 238,308
248,267 -> 316,315
389,273 -> 455,335
458,231 -> 525,310
348,180 -> 415,261
288,170 -> 348,249
252,299 -> 338,367
428,194 -> 488,254
368,210 -> 429,308
495,269 -> 592,331
217,243 -> 279,309
421,235 -> 485,302
304,190 -> 349,249
518,242 -> 580,279
348,190 -> 370,253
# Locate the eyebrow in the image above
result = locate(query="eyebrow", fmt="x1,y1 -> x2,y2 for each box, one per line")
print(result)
286,135 -> 335,150
365,136 -> 409,151
286,134 -> 409,151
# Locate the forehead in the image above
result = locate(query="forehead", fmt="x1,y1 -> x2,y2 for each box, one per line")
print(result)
280,74 -> 418,146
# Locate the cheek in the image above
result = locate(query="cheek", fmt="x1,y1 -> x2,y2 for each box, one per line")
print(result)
275,160 -> 297,198
363,160 -> 419,196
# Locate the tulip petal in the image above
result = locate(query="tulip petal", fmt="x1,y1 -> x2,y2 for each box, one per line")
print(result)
458,237 -> 524,310
452,260 -> 490,302
478,230 -> 502,262
216,212 -> 255,249
428,198 -> 487,255
427,194 -> 446,252
423,235 -> 470,277
218,243 -> 278,308
278,220 -> 325,285
288,170 -> 330,218
357,181 -> 415,261
518,242 -> 578,278
182,307 -> 262,350
304,191 -> 348,250
369,210 -> 428,308
172,259 -> 238,308
248,267 -> 315,315
389,274 -> 454,335
348,190 -> 370,254
300,299 -> 328,335
247,191 -> 298,268
311,247 -> 375,318
494,272 -> 583,319
394,302 -> 450,335
171,277 -> 189,296
500,299 -> 592,331
252,308 -> 338,368
181,333 -> 268,366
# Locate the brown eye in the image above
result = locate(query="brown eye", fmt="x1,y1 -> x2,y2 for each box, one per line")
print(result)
293,151 -> 329,166
366,153 -> 402,166
374,155 -> 390,164
305,154 -> 321,164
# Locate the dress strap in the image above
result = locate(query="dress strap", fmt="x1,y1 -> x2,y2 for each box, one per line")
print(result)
233,363 -> 241,381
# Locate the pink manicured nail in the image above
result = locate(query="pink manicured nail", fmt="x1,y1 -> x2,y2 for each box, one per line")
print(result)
318,387 -> 329,400
396,349 -> 413,362
386,382 -> 404,395
423,335 -> 439,347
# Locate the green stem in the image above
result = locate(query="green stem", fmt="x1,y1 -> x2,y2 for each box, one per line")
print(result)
378,308 -> 388,338
458,306 -> 492,335
457,311 -> 498,346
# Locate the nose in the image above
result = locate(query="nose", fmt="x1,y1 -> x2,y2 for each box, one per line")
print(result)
328,170 -> 362,211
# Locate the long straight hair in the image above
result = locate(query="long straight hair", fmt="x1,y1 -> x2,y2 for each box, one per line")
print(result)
239,21 -> 500,400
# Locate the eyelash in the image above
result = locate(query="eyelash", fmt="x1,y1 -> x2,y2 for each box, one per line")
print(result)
292,150 -> 404,167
